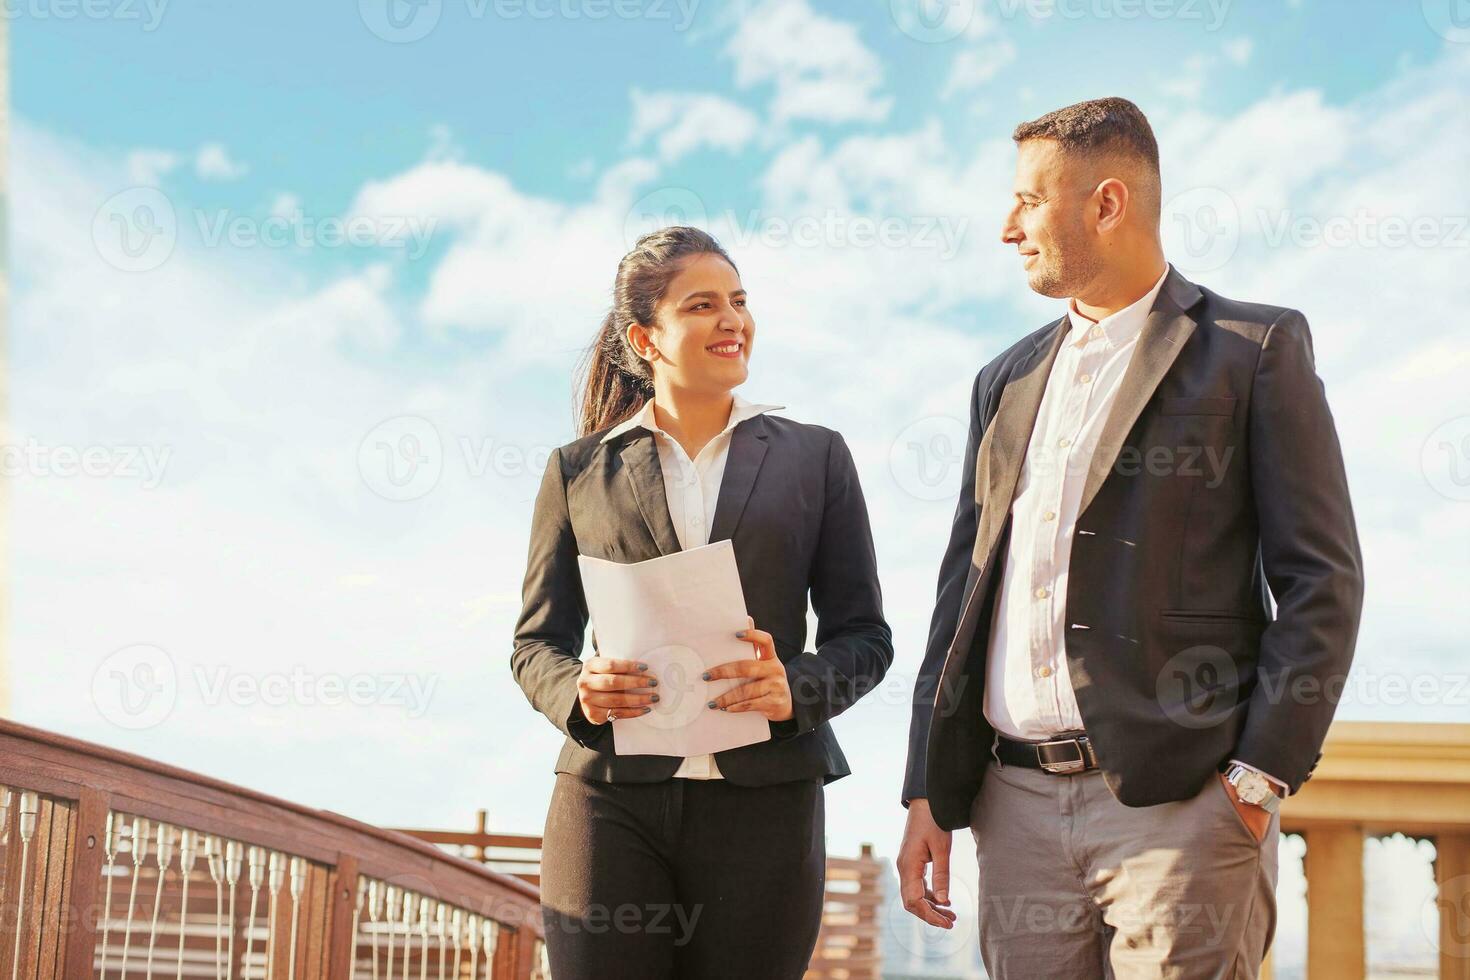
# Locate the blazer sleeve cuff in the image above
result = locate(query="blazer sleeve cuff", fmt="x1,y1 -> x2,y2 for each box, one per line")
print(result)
771,653 -> 826,739
562,687 -> 609,748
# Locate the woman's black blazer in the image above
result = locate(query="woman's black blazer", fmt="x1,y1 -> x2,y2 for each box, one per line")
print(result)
511,411 -> 893,786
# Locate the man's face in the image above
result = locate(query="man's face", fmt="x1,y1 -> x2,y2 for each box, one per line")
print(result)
1000,139 -> 1102,299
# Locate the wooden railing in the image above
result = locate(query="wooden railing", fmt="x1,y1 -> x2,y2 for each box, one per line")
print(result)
394,811 -> 885,979
0,718 -> 547,979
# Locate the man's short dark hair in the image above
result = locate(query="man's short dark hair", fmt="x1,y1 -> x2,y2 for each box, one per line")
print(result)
1012,97 -> 1160,177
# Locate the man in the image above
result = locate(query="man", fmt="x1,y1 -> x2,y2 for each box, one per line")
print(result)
897,97 -> 1364,978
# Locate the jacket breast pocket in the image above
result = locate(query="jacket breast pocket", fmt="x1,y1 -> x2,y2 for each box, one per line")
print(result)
1160,396 -> 1237,417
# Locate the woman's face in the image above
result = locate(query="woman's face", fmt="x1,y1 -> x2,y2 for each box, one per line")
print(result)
630,253 -> 755,397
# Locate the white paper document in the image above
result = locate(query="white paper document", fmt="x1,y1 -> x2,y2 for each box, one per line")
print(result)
577,539 -> 771,757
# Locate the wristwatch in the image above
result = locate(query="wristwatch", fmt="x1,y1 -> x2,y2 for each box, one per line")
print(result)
1223,763 -> 1281,814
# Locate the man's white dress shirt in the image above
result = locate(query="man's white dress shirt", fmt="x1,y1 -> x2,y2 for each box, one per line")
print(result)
599,393 -> 786,779
981,262 -> 1286,793
983,264 -> 1170,739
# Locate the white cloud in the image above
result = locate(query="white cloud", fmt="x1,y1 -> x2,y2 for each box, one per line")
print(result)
269,192 -> 301,219
1223,36 -> 1254,65
941,38 -> 1018,100
938,5 -> 1019,101
627,89 -> 761,162
195,142 -> 248,180
724,0 -> 892,124
127,149 -> 180,186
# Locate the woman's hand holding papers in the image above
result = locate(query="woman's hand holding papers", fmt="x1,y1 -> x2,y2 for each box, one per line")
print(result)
577,657 -> 660,724
702,616 -> 795,723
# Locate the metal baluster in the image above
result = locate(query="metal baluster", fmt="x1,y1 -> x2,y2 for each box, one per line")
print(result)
464,915 -> 479,980
0,787 -> 11,910
100,811 -> 121,980
144,823 -> 176,978
176,829 -> 199,980
8,792 -> 38,980
225,841 -> 243,980
480,919 -> 496,980
367,880 -> 384,980
449,909 -> 462,980
205,836 -> 225,980
383,885 -> 400,980
287,857 -> 305,980
399,891 -> 417,980
434,904 -> 446,980
349,878 -> 367,980
244,847 -> 266,980
265,852 -> 285,980
120,816 -> 152,980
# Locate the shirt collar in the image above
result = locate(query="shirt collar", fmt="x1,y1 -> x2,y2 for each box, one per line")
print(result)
599,393 -> 786,445
1065,262 -> 1172,350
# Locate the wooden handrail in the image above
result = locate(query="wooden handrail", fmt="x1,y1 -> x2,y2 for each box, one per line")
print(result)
0,718 -> 545,979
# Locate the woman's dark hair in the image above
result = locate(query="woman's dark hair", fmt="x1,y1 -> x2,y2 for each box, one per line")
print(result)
575,226 -> 738,437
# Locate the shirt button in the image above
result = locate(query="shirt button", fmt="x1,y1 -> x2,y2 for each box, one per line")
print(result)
1043,510 -> 1056,521
1079,373 -> 1092,383
1034,587 -> 1050,599
1057,437 -> 1071,448
1037,665 -> 1053,678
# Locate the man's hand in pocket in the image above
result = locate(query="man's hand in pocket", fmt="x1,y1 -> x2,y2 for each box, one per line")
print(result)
1218,771 -> 1271,843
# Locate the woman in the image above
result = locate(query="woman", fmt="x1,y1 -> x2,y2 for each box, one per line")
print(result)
511,226 -> 893,978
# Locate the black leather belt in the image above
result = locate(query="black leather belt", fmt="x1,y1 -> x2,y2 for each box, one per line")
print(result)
995,731 -> 1099,775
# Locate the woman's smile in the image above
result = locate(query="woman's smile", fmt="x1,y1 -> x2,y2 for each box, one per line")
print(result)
706,339 -> 744,359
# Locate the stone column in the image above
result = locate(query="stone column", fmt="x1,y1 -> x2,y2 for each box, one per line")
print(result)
1440,833 -> 1470,980
1304,827 -> 1364,980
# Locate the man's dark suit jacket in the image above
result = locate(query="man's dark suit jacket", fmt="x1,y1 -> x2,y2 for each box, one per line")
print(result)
513,412 -> 893,786
904,265 -> 1365,831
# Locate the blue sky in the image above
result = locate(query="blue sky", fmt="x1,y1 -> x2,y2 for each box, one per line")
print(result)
10,0 -> 1470,974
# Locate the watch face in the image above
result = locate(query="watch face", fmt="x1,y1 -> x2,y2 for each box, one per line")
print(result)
1236,770 -> 1271,805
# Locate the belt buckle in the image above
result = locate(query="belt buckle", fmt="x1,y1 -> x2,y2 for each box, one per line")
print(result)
1037,735 -> 1092,774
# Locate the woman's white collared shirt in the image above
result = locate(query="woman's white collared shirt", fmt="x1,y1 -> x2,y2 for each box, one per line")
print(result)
598,393 -> 786,778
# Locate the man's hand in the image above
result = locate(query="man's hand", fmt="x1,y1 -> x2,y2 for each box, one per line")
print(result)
897,799 -> 958,929
1217,771 -> 1271,843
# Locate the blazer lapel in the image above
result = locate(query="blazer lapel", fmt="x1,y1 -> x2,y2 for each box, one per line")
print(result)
708,415 -> 770,544
973,317 -> 1069,565
1076,266 -> 1203,519
618,432 -> 682,558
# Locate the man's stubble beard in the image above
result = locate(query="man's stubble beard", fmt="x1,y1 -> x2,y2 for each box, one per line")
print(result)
1028,226 -> 1103,300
